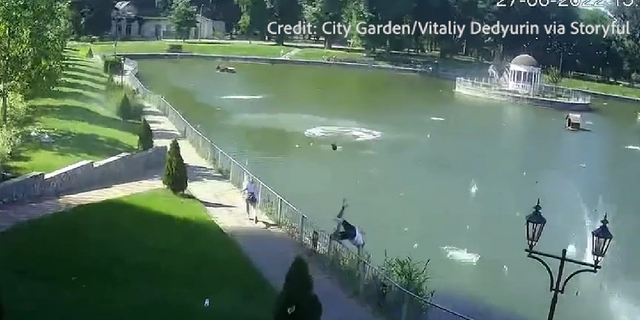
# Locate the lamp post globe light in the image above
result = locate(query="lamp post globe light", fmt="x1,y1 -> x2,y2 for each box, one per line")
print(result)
524,198 -> 613,320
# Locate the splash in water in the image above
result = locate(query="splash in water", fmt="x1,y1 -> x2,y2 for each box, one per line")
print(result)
304,126 -> 382,141
441,246 -> 481,265
220,95 -> 263,99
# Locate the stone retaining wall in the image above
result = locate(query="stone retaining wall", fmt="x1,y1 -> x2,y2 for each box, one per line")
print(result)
0,146 -> 167,204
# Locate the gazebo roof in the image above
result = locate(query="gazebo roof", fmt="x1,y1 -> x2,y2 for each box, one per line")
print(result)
511,54 -> 538,67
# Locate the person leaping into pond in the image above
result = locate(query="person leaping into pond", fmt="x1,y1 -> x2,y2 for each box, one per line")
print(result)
331,198 -> 365,249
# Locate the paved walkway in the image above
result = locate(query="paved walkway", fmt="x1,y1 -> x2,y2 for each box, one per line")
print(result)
0,178 -> 162,232
144,106 -> 381,320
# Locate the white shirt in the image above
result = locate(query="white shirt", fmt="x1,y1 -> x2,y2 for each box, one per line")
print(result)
350,227 -> 364,247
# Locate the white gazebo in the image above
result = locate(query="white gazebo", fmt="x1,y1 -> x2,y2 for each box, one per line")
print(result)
507,54 -> 541,94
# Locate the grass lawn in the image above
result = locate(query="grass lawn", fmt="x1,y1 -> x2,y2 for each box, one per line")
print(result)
89,40 -> 292,57
561,78 -> 640,99
0,189 -> 275,319
6,48 -> 139,175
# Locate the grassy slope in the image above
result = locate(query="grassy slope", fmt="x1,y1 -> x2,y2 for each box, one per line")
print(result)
7,49 -> 139,175
0,189 -> 276,319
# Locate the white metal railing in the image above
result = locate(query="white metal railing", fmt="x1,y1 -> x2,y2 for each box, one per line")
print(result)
121,59 -> 478,320
455,77 -> 591,104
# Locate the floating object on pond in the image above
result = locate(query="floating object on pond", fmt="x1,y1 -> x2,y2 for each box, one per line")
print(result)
625,145 -> 640,151
216,65 -> 236,73
431,117 -> 445,121
565,113 -> 582,131
204,299 -> 210,307
295,144 -> 300,148
413,243 -> 419,248
580,163 -> 586,168
331,143 -> 338,150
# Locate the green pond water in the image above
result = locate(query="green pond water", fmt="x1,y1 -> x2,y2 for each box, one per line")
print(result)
137,58 -> 640,320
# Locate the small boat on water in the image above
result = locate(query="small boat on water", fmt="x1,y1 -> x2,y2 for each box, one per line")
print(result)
216,65 -> 236,73
565,113 -> 582,131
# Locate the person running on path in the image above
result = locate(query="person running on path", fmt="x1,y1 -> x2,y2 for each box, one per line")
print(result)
331,199 -> 365,249
242,177 -> 258,222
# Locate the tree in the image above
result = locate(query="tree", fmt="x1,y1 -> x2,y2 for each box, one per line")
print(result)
271,0 -> 303,45
163,139 -> 188,194
170,0 -> 198,41
138,119 -> 154,150
158,0 -> 175,16
273,256 -> 322,320
0,0 -> 70,125
116,94 -> 132,120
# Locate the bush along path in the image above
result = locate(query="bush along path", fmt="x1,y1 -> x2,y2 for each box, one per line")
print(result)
142,102 -> 384,320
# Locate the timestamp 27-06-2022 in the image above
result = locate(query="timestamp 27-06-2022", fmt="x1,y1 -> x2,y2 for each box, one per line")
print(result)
497,0 -> 635,7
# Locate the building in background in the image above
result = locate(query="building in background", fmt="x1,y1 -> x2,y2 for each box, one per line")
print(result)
110,1 -> 225,40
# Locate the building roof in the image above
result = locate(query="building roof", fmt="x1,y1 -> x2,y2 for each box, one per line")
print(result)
115,1 -> 131,10
511,54 -> 538,67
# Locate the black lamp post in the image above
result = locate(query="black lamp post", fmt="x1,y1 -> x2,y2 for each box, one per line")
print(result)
525,199 -> 613,320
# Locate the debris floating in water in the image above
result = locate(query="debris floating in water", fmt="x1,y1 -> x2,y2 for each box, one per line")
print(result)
404,227 -> 409,231
469,179 -> 478,196
413,243 -> 419,249
204,299 -> 210,307
516,211 -> 520,216
427,134 -> 430,138
295,144 -> 300,148
441,246 -> 480,264
625,145 -> 640,151
431,117 -> 445,121
523,172 -> 526,176
503,265 -> 509,275
580,163 -> 586,168
466,225 -> 470,230
585,121 -> 593,125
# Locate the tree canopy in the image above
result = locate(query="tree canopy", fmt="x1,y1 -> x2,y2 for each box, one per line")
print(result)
69,0 -> 640,81
0,0 -> 70,125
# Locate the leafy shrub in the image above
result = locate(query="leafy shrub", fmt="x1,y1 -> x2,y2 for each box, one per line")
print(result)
381,251 -> 434,301
162,139 -> 188,194
167,44 -> 183,53
273,256 -> 322,320
103,56 -> 123,74
545,66 -> 563,85
138,119 -> 154,150
116,94 -> 133,120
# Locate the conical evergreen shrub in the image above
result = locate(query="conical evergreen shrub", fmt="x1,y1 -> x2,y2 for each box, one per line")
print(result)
162,139 -> 188,194
117,94 -> 132,120
273,256 -> 322,320
138,119 -> 154,150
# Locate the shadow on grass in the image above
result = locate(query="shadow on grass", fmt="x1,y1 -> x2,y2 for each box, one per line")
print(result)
63,71 -> 106,86
14,129 -> 135,162
36,104 -> 138,135
0,191 -> 275,319
63,64 -> 105,78
39,88 -> 104,106
57,77 -> 103,93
